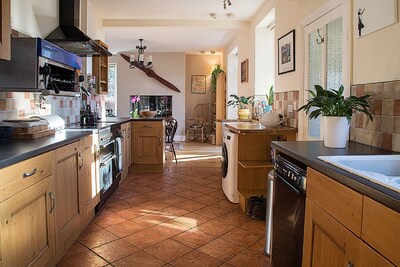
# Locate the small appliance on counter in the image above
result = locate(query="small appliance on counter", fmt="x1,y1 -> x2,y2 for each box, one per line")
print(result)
81,105 -> 98,126
31,114 -> 65,131
0,118 -> 55,139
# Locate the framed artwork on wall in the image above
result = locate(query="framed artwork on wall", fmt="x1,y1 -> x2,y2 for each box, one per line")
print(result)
191,75 -> 206,94
240,59 -> 249,83
354,0 -> 397,38
278,29 -> 295,75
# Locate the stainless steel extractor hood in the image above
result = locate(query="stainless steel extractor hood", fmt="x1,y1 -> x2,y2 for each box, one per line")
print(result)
45,0 -> 112,57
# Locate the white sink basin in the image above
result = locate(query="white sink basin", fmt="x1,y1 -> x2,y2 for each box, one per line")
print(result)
318,155 -> 400,193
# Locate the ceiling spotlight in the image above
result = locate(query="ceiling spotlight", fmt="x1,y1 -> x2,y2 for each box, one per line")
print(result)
225,13 -> 234,18
223,0 -> 232,9
200,50 -> 206,54
209,12 -> 217,19
211,51 -> 216,55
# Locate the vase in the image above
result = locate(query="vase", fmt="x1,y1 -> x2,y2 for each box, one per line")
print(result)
322,116 -> 349,148
237,109 -> 251,119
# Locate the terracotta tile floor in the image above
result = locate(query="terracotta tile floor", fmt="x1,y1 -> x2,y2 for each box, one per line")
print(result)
58,142 -> 270,266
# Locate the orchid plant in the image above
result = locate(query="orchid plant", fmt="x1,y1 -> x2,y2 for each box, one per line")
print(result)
130,95 -> 140,118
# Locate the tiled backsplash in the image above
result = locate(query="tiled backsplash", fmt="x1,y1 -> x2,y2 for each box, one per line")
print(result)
350,80 -> 400,152
0,92 -> 105,124
273,90 -> 299,128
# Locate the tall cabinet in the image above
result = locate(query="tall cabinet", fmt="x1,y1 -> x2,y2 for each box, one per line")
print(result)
212,73 -> 226,145
0,0 -> 11,60
92,40 -> 109,94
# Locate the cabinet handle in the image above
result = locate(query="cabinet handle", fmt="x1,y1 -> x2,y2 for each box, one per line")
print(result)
23,168 -> 37,178
144,125 -> 152,128
49,192 -> 55,213
78,153 -> 84,170
347,260 -> 354,267
159,137 -> 162,146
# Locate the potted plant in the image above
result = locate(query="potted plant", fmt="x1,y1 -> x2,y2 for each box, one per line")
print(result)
210,64 -> 225,92
227,94 -> 253,119
298,84 -> 372,148
265,85 -> 274,112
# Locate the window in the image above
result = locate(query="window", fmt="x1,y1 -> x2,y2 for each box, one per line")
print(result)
106,63 -> 117,117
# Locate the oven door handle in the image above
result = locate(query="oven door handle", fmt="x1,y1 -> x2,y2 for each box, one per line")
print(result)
99,140 -> 115,149
100,155 -> 115,168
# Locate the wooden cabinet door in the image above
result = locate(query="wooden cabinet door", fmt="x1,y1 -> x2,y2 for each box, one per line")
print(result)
126,123 -> 131,167
302,198 -> 360,267
54,142 -> 83,252
133,122 -> 164,164
359,241 -> 395,267
0,0 -> 11,60
79,136 -> 99,218
0,178 -> 55,267
121,122 -> 131,178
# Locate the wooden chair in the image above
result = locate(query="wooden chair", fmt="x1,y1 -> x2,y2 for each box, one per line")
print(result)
186,104 -> 209,142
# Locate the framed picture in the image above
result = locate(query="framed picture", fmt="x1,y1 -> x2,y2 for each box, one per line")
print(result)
240,59 -> 249,83
191,75 -> 206,94
354,0 -> 397,38
278,29 -> 295,75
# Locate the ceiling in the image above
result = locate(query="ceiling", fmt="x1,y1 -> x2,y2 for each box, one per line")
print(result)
91,0 -> 267,54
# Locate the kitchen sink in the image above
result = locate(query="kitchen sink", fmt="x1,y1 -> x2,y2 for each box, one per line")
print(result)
318,155 -> 400,193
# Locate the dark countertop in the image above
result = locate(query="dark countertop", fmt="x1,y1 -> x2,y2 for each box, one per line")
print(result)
98,117 -> 131,124
272,141 -> 400,212
226,122 -> 297,135
0,130 -> 92,169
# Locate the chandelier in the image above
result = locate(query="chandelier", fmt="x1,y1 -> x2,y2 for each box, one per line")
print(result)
223,0 -> 232,9
129,39 -> 153,69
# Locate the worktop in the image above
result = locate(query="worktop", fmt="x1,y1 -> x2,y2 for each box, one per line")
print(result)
225,122 -> 297,135
0,130 -> 92,169
271,141 -> 400,212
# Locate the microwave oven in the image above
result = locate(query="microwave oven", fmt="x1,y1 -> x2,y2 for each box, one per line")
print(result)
0,37 -> 82,97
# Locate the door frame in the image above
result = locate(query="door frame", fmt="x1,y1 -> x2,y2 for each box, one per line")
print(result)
298,0 -> 351,140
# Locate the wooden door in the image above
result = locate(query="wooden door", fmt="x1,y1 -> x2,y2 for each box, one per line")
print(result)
0,178 -> 55,267
302,198 -> 360,267
133,121 -> 164,164
0,0 -> 11,60
54,142 -> 83,252
79,135 -> 99,218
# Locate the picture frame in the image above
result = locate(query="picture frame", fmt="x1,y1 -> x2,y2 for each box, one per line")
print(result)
191,75 -> 206,94
278,29 -> 295,75
240,59 -> 249,83
354,0 -> 397,38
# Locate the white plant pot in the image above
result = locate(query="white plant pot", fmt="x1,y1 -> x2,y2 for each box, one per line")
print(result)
322,116 -> 350,148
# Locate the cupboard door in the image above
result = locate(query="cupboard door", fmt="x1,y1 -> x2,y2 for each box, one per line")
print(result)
54,142 -> 83,252
0,0 -> 11,60
302,198 -> 359,267
0,178 -> 54,267
133,122 -> 164,164
80,136 -> 99,218
359,241 -> 395,267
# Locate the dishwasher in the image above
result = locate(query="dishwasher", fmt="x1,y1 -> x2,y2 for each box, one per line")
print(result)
268,154 -> 307,267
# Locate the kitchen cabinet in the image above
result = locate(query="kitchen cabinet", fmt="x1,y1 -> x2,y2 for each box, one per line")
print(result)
225,123 -> 296,212
132,120 -> 165,165
79,134 -> 100,219
212,73 -> 226,145
92,40 -> 109,94
0,0 -> 11,60
0,152 -> 55,267
53,141 -> 84,253
303,168 -> 399,267
121,122 -> 131,179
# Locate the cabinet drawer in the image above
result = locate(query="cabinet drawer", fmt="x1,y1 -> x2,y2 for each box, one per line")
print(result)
134,121 -> 163,129
362,197 -> 400,266
0,152 -> 53,202
307,168 -> 363,236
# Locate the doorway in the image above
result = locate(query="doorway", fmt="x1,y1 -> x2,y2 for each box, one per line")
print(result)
227,47 -> 238,119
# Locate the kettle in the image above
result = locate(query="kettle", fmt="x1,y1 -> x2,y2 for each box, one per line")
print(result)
81,105 -> 97,126
260,112 -> 284,127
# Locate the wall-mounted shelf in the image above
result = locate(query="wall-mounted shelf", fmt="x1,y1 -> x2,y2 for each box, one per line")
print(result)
92,40 -> 109,95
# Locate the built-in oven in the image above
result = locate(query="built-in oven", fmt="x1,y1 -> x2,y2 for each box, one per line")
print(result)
112,124 -> 123,180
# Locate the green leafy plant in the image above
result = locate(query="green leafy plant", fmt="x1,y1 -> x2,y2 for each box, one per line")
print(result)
266,85 -> 274,106
227,94 -> 253,109
210,64 -> 225,92
298,84 -> 372,123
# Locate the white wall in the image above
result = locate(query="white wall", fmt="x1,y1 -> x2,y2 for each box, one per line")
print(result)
111,53 -> 186,139
11,0 -> 58,37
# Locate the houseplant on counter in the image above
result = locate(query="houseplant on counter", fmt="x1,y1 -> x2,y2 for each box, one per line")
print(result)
265,85 -> 274,112
227,94 -> 253,119
298,84 -> 372,148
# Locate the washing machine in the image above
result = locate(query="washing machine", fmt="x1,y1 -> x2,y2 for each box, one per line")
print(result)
221,130 -> 239,203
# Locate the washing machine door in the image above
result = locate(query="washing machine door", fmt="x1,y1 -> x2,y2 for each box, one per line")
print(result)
221,142 -> 228,178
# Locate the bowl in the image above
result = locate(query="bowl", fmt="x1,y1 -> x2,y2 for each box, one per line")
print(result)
140,110 -> 157,118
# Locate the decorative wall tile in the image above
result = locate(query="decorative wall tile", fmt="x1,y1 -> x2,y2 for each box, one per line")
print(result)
273,90 -> 299,128
351,80 -> 400,152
